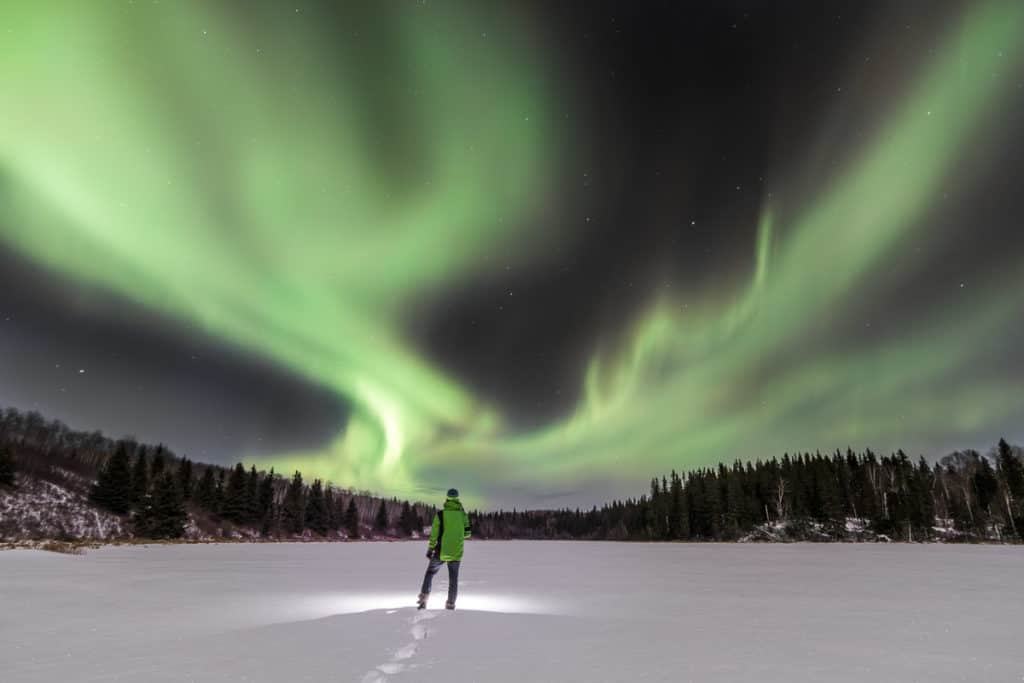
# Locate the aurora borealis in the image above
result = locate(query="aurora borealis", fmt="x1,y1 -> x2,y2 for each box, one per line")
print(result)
1,1 -> 1022,508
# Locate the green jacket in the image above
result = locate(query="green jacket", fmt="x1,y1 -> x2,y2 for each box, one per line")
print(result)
428,496 -> 472,562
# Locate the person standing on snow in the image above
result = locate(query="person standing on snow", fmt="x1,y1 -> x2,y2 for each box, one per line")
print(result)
418,488 -> 472,610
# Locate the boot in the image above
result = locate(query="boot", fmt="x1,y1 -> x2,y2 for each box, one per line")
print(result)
417,592 -> 428,610
445,600 -> 455,610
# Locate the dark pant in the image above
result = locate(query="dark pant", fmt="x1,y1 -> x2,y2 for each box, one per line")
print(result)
420,556 -> 460,604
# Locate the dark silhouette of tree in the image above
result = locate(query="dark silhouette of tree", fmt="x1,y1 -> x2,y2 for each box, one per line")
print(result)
257,468 -> 276,535
177,458 -> 193,500
723,463 -> 743,539
324,486 -> 337,532
974,457 -> 999,512
150,446 -> 166,482
971,455 -> 999,537
213,469 -> 226,516
374,499 -> 389,534
906,457 -> 935,539
330,489 -> 346,532
399,501 -> 417,536
0,445 -> 15,487
306,479 -> 328,536
344,497 -> 360,539
654,476 -> 669,538
245,466 -> 260,523
130,448 -> 149,507
998,439 -> 1024,499
145,472 -> 187,539
222,463 -> 248,524
281,471 -> 305,535
195,467 -> 216,510
90,444 -> 132,514
995,439 -> 1023,537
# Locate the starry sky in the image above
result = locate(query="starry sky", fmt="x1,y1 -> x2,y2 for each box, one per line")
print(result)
1,0 -> 1022,509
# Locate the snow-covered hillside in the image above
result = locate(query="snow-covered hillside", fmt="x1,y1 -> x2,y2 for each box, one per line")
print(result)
0,475 -> 125,541
2,542 -> 1021,682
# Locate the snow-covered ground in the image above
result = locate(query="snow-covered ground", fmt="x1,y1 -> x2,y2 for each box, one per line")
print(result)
1,542 -> 1021,682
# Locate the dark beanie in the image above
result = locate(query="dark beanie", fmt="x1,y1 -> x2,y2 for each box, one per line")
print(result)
447,488 -> 459,497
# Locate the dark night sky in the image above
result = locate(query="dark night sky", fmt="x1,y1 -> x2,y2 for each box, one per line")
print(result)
1,1 -> 1021,507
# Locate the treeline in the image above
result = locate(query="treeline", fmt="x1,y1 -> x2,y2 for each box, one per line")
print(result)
90,447 -> 429,540
474,441 -> 1024,543
5,405 -> 1023,544
0,406 -> 434,541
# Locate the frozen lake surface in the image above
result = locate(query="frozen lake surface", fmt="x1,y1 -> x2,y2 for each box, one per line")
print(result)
1,541 -> 1021,682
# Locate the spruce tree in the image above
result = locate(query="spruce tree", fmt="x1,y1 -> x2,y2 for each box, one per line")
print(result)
281,471 -> 306,535
332,490 -> 347,531
222,463 -> 248,523
973,457 -> 999,512
996,439 -> 1024,536
257,468 -> 276,534
344,498 -> 360,539
130,448 -> 149,507
687,475 -> 707,538
133,492 -> 154,537
399,501 -> 416,536
374,500 -> 389,534
213,469 -> 226,515
90,445 -> 132,514
306,479 -> 328,536
324,486 -> 337,532
816,458 -> 843,524
997,439 -> 1024,500
177,458 -> 194,500
245,465 -> 260,524
913,457 -> 936,535
657,476 -> 669,538
150,447 -> 166,481
0,445 -> 15,487
644,480 -> 658,537
971,456 -> 999,537
668,471 -> 686,539
724,465 -> 744,539
706,471 -> 723,539
195,467 -> 216,510
147,472 -> 187,539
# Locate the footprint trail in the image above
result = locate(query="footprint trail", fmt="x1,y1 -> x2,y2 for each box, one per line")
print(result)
361,610 -> 439,682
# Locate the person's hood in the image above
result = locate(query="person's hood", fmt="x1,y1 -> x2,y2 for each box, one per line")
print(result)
443,496 -> 462,510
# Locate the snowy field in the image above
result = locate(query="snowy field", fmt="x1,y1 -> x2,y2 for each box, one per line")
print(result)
1,542 -> 1021,682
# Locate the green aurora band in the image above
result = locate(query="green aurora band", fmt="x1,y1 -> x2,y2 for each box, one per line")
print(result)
1,1 -> 1021,506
